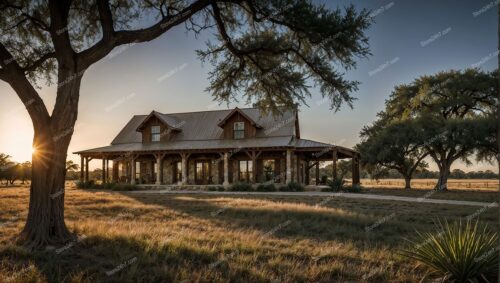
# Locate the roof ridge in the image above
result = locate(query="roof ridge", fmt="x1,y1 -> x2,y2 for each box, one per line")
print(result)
157,107 -> 258,116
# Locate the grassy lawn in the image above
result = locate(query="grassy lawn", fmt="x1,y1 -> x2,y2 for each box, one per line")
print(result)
0,185 -> 498,282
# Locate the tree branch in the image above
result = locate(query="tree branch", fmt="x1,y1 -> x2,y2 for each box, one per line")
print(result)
24,52 -> 56,73
0,42 -> 50,125
96,0 -> 114,41
78,0 -> 218,70
48,0 -> 75,64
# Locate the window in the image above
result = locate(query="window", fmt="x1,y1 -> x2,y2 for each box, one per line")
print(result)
196,161 -> 210,184
151,125 -> 161,142
233,122 -> 245,139
239,160 -> 253,182
263,160 -> 275,182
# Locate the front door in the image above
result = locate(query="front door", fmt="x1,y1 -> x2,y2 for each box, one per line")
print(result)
195,161 -> 211,185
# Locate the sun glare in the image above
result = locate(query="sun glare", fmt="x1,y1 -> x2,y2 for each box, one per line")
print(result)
31,147 -> 37,155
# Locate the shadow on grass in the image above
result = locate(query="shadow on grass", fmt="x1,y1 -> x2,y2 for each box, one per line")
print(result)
118,193 -> 413,246
0,234 -> 267,282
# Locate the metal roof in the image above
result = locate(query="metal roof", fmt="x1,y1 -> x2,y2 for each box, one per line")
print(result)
75,108 -> 358,156
111,108 -> 297,145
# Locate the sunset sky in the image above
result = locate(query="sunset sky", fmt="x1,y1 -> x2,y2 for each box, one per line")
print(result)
0,0 -> 498,172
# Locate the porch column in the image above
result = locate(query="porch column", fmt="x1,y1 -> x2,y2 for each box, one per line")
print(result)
80,155 -> 84,182
130,155 -> 137,185
332,148 -> 338,179
102,157 -> 106,183
305,161 -> 310,185
352,154 -> 360,186
181,153 -> 189,185
315,162 -> 319,185
154,153 -> 165,185
106,159 -> 109,182
131,158 -> 136,185
223,152 -> 229,186
286,149 -> 292,183
85,157 -> 90,182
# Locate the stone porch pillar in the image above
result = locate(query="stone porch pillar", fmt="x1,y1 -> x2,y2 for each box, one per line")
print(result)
131,159 -> 136,185
154,153 -> 165,185
181,153 -> 189,185
286,149 -> 292,183
223,152 -> 229,186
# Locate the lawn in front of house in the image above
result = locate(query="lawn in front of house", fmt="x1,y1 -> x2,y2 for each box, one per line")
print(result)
0,185 -> 497,282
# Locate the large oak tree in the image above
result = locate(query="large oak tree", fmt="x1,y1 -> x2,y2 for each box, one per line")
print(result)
357,119 -> 428,190
384,69 -> 497,190
0,0 -> 370,248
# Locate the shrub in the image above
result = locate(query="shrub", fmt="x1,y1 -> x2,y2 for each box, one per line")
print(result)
207,187 -> 217,191
279,182 -> 304,192
256,183 -> 277,192
76,180 -> 95,189
217,186 -> 225,191
326,177 -> 345,192
320,175 -> 328,184
103,182 -> 117,190
400,219 -> 498,282
229,182 -> 253,191
111,184 -> 139,191
345,184 -> 363,193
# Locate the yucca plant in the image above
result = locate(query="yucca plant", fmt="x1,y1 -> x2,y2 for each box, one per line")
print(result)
400,219 -> 498,282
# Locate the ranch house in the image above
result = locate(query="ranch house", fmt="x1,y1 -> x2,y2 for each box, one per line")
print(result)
75,107 -> 360,187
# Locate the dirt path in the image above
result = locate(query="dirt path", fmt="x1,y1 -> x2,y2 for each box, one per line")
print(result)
126,190 -> 498,207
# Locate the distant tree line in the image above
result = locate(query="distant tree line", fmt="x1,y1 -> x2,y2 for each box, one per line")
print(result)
318,160 -> 498,180
0,153 -> 86,185
356,69 -> 498,190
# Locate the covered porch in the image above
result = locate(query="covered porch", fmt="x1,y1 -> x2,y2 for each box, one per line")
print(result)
76,144 -> 360,187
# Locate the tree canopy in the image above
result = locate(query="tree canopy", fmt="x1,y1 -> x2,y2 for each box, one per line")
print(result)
359,69 -> 498,190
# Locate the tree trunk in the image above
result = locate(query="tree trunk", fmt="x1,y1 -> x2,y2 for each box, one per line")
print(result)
18,70 -> 82,249
18,131 -> 73,249
436,165 -> 450,191
404,176 -> 411,190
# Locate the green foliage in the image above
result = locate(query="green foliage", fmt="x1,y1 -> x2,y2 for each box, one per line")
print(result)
357,119 -> 428,188
325,177 -> 345,191
279,182 -> 304,192
256,183 -> 277,192
111,184 -> 139,191
75,181 -> 137,191
65,160 -> 79,172
345,184 -> 363,193
401,219 -> 498,282
229,182 -> 253,192
360,69 -> 498,190
320,175 -> 328,184
76,180 -> 95,189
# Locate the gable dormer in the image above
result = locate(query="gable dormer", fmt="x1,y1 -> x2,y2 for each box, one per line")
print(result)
136,111 -> 181,143
218,108 -> 262,139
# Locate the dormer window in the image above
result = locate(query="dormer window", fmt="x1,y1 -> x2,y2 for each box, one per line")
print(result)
233,122 -> 245,139
151,125 -> 161,142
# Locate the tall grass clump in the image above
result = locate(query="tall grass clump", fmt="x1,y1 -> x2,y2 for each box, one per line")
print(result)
400,219 -> 498,282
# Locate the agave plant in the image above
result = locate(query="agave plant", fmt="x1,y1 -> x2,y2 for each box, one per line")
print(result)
400,219 -> 498,282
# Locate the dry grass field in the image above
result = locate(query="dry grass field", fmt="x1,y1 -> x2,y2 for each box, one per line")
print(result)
0,184 -> 498,282
359,178 -> 499,190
